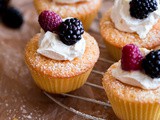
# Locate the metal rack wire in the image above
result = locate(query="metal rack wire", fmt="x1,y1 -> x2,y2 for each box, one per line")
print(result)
43,43 -> 116,120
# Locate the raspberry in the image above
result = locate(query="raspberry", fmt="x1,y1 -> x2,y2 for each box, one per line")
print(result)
2,7 -> 23,28
142,50 -> 160,78
38,10 -> 62,32
130,0 -> 158,19
58,18 -> 84,45
121,44 -> 143,71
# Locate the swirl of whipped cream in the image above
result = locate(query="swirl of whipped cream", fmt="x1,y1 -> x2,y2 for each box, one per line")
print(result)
54,0 -> 90,4
112,48 -> 160,90
111,0 -> 160,38
37,31 -> 86,61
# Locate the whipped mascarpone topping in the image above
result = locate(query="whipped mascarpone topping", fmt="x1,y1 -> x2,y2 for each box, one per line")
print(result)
112,48 -> 160,90
111,0 -> 160,38
37,31 -> 86,61
54,0 -> 89,4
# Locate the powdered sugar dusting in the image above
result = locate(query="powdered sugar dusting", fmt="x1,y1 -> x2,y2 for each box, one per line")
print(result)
25,32 -> 99,78
103,63 -> 160,103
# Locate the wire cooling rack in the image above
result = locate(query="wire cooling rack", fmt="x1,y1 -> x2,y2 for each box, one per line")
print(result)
43,42 -> 116,120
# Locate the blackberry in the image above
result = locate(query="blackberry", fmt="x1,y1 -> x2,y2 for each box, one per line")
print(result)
142,50 -> 160,78
129,0 -> 158,19
2,7 -> 23,28
58,18 -> 84,45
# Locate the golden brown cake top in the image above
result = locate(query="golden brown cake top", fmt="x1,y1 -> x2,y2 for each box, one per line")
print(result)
103,63 -> 160,103
100,10 -> 160,49
34,0 -> 101,17
25,32 -> 99,78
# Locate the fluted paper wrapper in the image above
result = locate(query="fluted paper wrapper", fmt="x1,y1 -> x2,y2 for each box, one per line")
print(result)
28,67 -> 92,94
106,91 -> 160,120
104,41 -> 122,61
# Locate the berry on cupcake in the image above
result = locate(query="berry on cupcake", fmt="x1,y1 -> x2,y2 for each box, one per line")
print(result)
121,44 -> 160,79
37,10 -> 86,61
142,49 -> 160,78
59,18 -> 84,45
130,0 -> 158,19
38,10 -> 62,32
38,10 -> 84,46
111,44 -> 160,90
121,44 -> 143,71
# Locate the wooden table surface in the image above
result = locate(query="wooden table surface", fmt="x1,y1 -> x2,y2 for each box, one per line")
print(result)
0,0 -> 119,120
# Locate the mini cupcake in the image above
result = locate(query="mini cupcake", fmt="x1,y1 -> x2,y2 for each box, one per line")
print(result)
100,0 -> 160,60
25,11 -> 99,94
34,0 -> 102,30
103,44 -> 160,120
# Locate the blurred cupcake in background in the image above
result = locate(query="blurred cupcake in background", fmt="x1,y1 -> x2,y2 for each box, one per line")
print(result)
100,0 -> 160,60
34,0 -> 102,30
